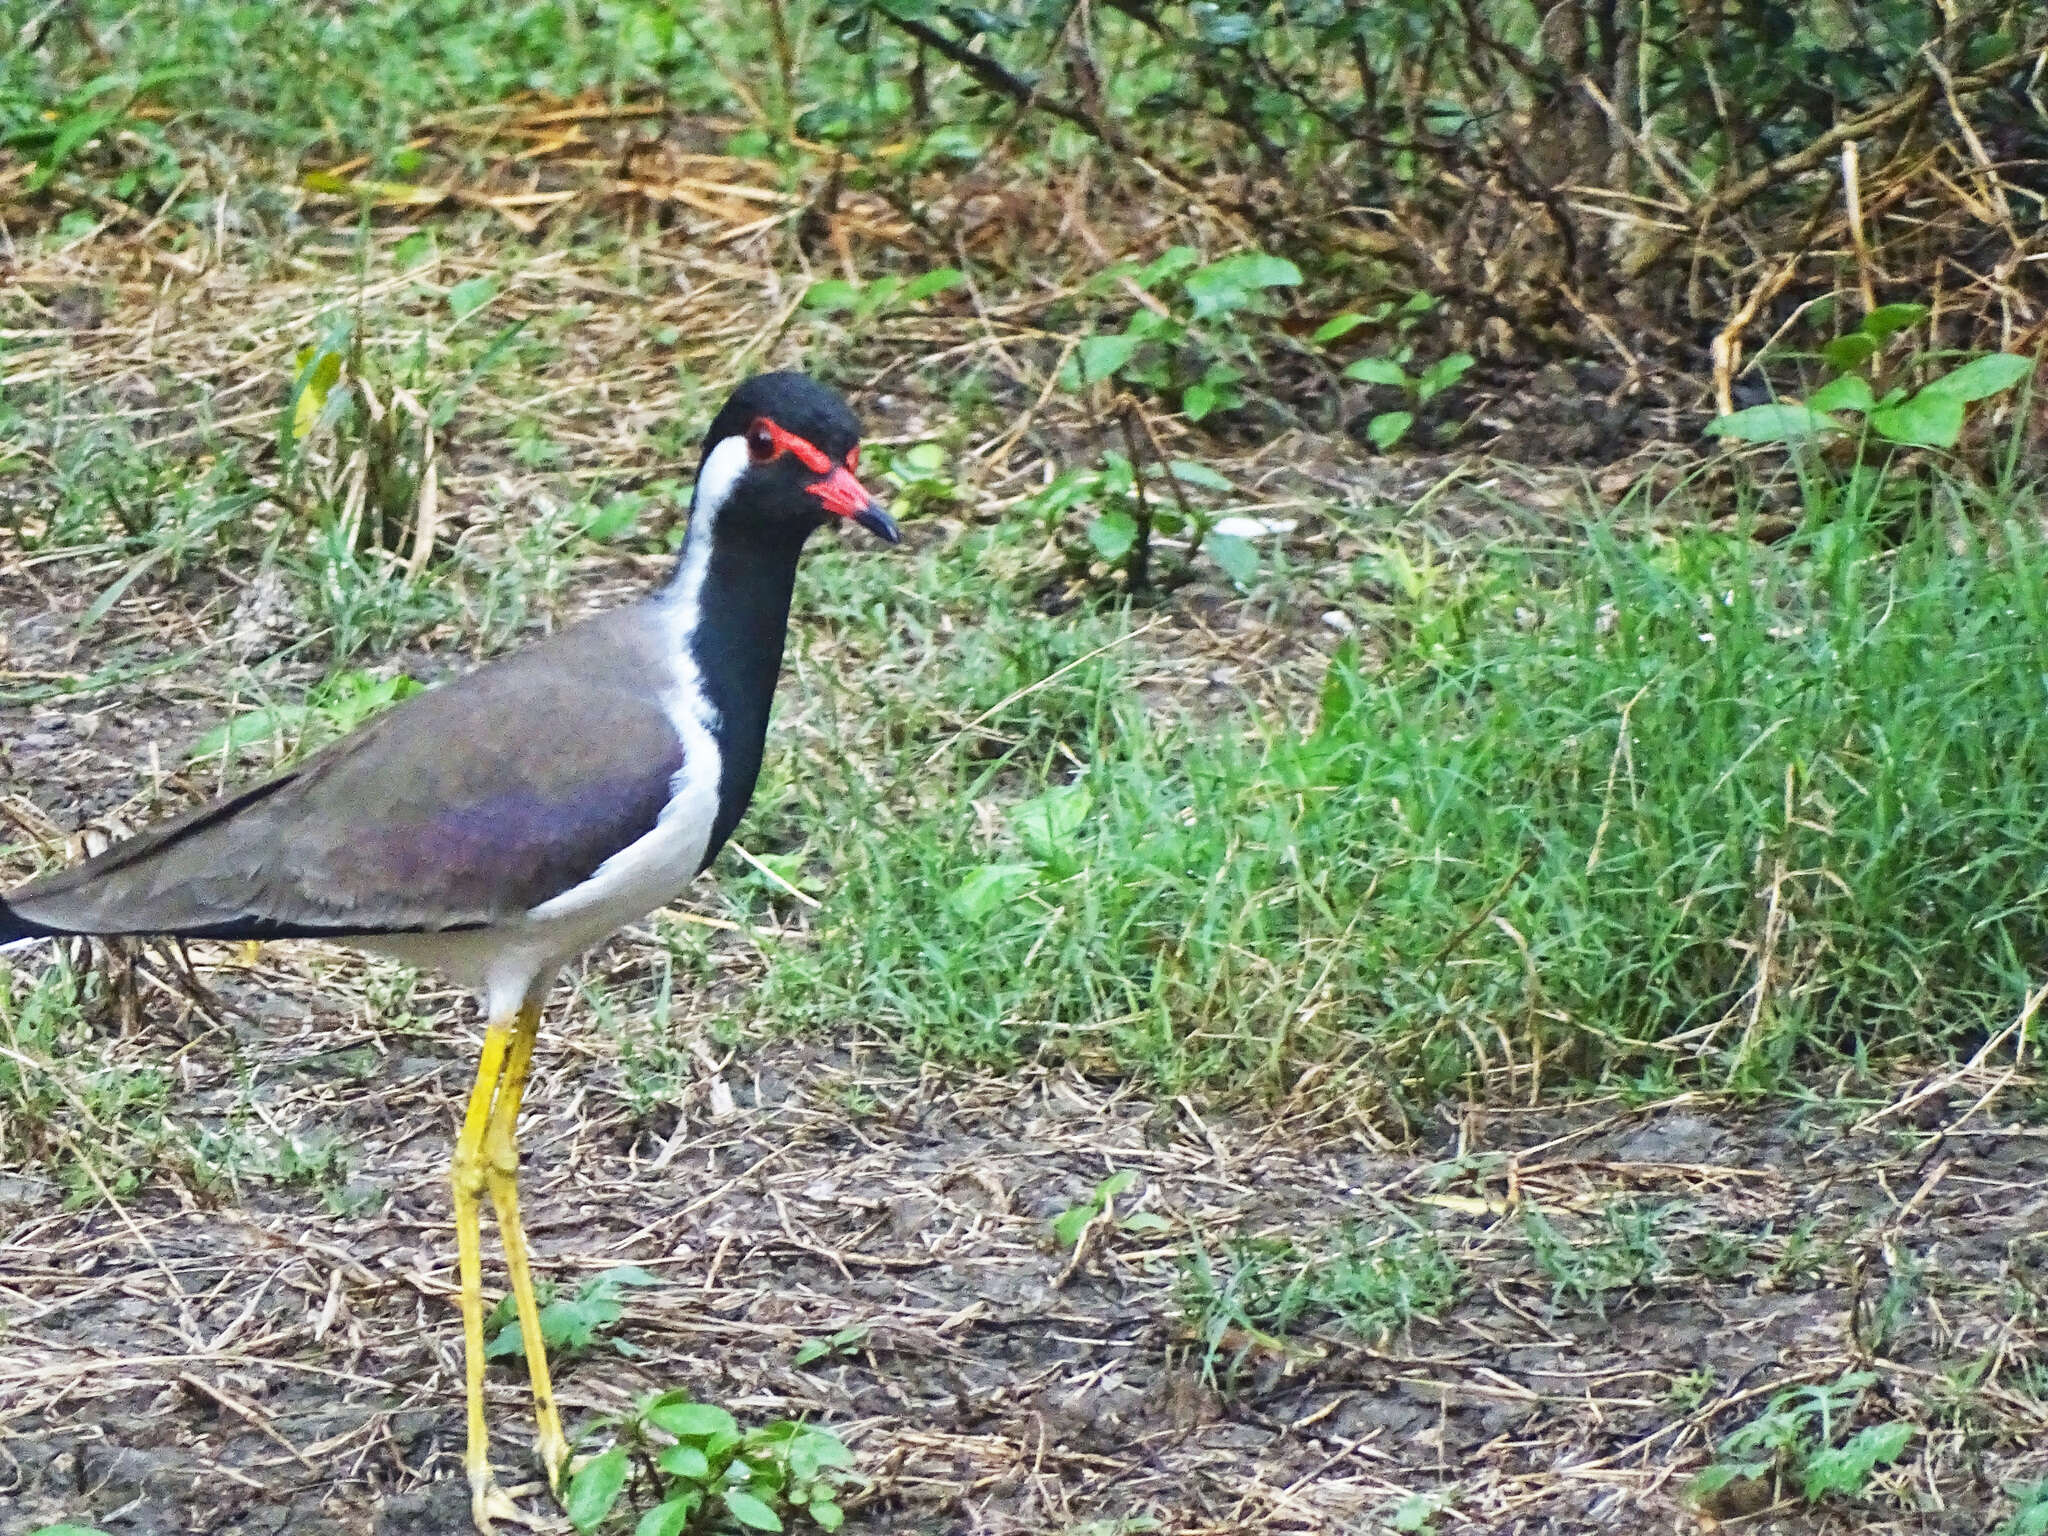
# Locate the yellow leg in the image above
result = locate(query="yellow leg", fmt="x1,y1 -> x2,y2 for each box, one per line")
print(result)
481,996 -> 570,1490
454,1021 -> 519,1532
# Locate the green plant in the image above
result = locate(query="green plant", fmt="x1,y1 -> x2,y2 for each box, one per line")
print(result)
1519,1203 -> 1670,1314
1383,1490 -> 1449,1534
803,268 -> 964,337
1666,1367 -> 1718,1412
187,667 -> 424,769
1020,453 -> 1253,592
1318,293 -> 1475,450
950,780 -> 1092,925
4,64 -> 186,200
1998,1480 -> 2048,1536
25,1525 -> 115,1536
281,307 -> 527,563
1050,1168 -> 1142,1248
0,963 -> 168,1203
563,1393 -> 861,1534
873,440 -> 961,521
1179,1222 -> 1460,1385
1708,305 -> 2035,451
1689,1371 -> 1913,1508
485,1266 -> 664,1364
1061,246 -> 1299,422
792,1325 -> 869,1368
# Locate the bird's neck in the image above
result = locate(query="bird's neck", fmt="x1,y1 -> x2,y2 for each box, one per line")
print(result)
663,510 -> 810,855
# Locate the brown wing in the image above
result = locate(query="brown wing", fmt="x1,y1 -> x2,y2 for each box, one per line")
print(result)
3,605 -> 686,939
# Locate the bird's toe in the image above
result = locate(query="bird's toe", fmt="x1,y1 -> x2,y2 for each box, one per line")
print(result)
469,1468 -> 523,1533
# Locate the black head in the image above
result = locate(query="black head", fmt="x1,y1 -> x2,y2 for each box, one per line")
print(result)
692,372 -> 897,545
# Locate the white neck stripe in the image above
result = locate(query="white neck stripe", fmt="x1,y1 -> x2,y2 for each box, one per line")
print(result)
668,434 -> 748,619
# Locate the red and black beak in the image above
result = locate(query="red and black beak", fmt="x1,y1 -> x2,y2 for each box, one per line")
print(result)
808,462 -> 899,544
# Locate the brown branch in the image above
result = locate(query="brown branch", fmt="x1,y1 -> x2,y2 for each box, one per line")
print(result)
1624,50 -> 2028,278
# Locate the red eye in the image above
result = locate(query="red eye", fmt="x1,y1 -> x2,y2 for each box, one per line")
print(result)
746,420 -> 777,462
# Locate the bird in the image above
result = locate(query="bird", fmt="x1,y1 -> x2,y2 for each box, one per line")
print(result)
0,371 -> 898,1531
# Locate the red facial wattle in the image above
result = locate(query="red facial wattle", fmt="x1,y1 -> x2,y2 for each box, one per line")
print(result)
750,415 -> 899,544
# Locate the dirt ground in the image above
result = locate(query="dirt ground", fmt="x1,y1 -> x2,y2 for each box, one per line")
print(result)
4,926 -> 2048,1536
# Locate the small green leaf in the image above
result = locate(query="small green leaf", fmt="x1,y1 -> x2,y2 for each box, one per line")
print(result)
657,1442 -> 712,1480
948,863 -> 1038,920
1010,784 -> 1092,862
1702,402 -> 1837,443
1366,410 -> 1414,450
1098,1170 -> 1138,1201
1312,312 -> 1370,344
1859,302 -> 1929,340
1133,245 -> 1202,289
1122,1211 -> 1173,1233
1807,374 -> 1875,414
1870,388 -> 1965,449
794,1430 -> 854,1469
851,275 -> 903,325
648,1400 -> 739,1440
724,1489 -> 784,1531
1344,356 -> 1408,388
27,1526 -> 117,1536
803,280 -> 859,313
1207,532 -> 1258,585
792,1338 -> 830,1366
1183,252 -> 1301,317
393,231 -> 434,270
635,1496 -> 699,1536
1164,459 -> 1233,491
1077,333 -> 1142,385
446,276 -> 499,321
581,495 -> 644,542
1181,381 -> 1219,421
809,1499 -> 845,1532
1923,352 -> 2033,403
1416,352 -> 1474,403
903,267 -> 964,302
1821,333 -> 1878,372
589,1265 -> 664,1289
290,349 -> 345,443
188,703 -> 309,762
1086,507 -> 1138,560
1801,1421 -> 1911,1499
1051,1201 -> 1097,1248
566,1447 -> 630,1532
899,441 -> 948,475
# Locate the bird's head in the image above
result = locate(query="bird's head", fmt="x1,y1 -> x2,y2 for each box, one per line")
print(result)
692,372 -> 898,546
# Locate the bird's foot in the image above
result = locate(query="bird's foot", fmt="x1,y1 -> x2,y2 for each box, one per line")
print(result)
469,1464 -> 524,1534
536,1423 -> 573,1496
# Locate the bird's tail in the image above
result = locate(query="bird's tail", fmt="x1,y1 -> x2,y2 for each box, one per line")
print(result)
0,898 -> 60,946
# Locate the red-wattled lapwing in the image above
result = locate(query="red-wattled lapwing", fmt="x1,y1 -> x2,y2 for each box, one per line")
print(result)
0,372 -> 897,1530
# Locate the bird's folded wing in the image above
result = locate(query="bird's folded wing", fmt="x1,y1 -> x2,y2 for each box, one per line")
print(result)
7,609 -> 689,939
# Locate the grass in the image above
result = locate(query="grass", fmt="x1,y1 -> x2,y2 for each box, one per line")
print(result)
741,474 -> 2048,1101
1179,1220 -> 1462,1384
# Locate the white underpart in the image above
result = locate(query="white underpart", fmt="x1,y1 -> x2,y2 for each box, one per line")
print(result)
365,437 -> 747,1020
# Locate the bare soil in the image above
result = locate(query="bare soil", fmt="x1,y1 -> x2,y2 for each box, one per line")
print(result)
4,938 -> 2048,1535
